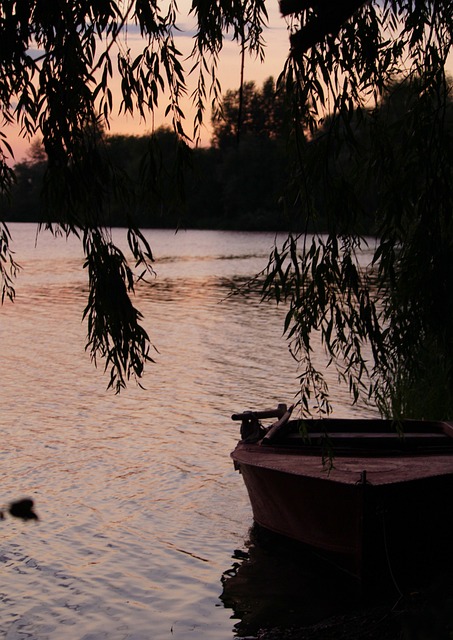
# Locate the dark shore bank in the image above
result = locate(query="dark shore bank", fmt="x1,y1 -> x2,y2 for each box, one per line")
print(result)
222,528 -> 453,640
256,588 -> 453,640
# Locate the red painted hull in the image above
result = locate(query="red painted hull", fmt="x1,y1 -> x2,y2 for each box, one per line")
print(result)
231,418 -> 453,584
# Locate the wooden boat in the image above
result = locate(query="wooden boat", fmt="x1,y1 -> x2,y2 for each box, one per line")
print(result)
231,404 -> 453,586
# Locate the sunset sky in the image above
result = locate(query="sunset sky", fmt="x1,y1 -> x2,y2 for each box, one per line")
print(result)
109,1 -> 291,141
7,4 -> 453,163
8,3 -> 290,162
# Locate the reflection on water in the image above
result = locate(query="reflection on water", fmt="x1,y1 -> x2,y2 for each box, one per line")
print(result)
220,525 -> 362,638
0,225 -> 377,639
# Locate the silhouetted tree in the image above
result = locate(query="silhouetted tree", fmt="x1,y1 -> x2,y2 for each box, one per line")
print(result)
0,0 -> 451,414
211,77 -> 289,149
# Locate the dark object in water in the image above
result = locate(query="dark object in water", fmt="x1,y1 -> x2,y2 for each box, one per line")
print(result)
231,405 -> 453,587
8,498 -> 38,521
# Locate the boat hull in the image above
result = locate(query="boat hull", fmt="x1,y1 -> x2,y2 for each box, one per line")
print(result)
231,418 -> 453,585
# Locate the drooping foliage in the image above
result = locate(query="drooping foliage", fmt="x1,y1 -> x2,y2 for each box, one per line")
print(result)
0,0 -> 268,391
0,0 -> 451,412
263,1 -> 453,418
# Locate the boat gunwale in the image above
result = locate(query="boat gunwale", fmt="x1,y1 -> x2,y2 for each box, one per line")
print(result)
251,417 -> 453,456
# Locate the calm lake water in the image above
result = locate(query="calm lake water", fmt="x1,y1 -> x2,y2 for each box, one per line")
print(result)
0,224 -> 376,639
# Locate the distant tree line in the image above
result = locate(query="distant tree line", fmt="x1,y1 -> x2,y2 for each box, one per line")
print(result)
3,76 -> 452,235
3,77 -> 293,231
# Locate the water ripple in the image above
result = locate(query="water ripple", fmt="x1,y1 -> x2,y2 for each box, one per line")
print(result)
0,225 -> 376,640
